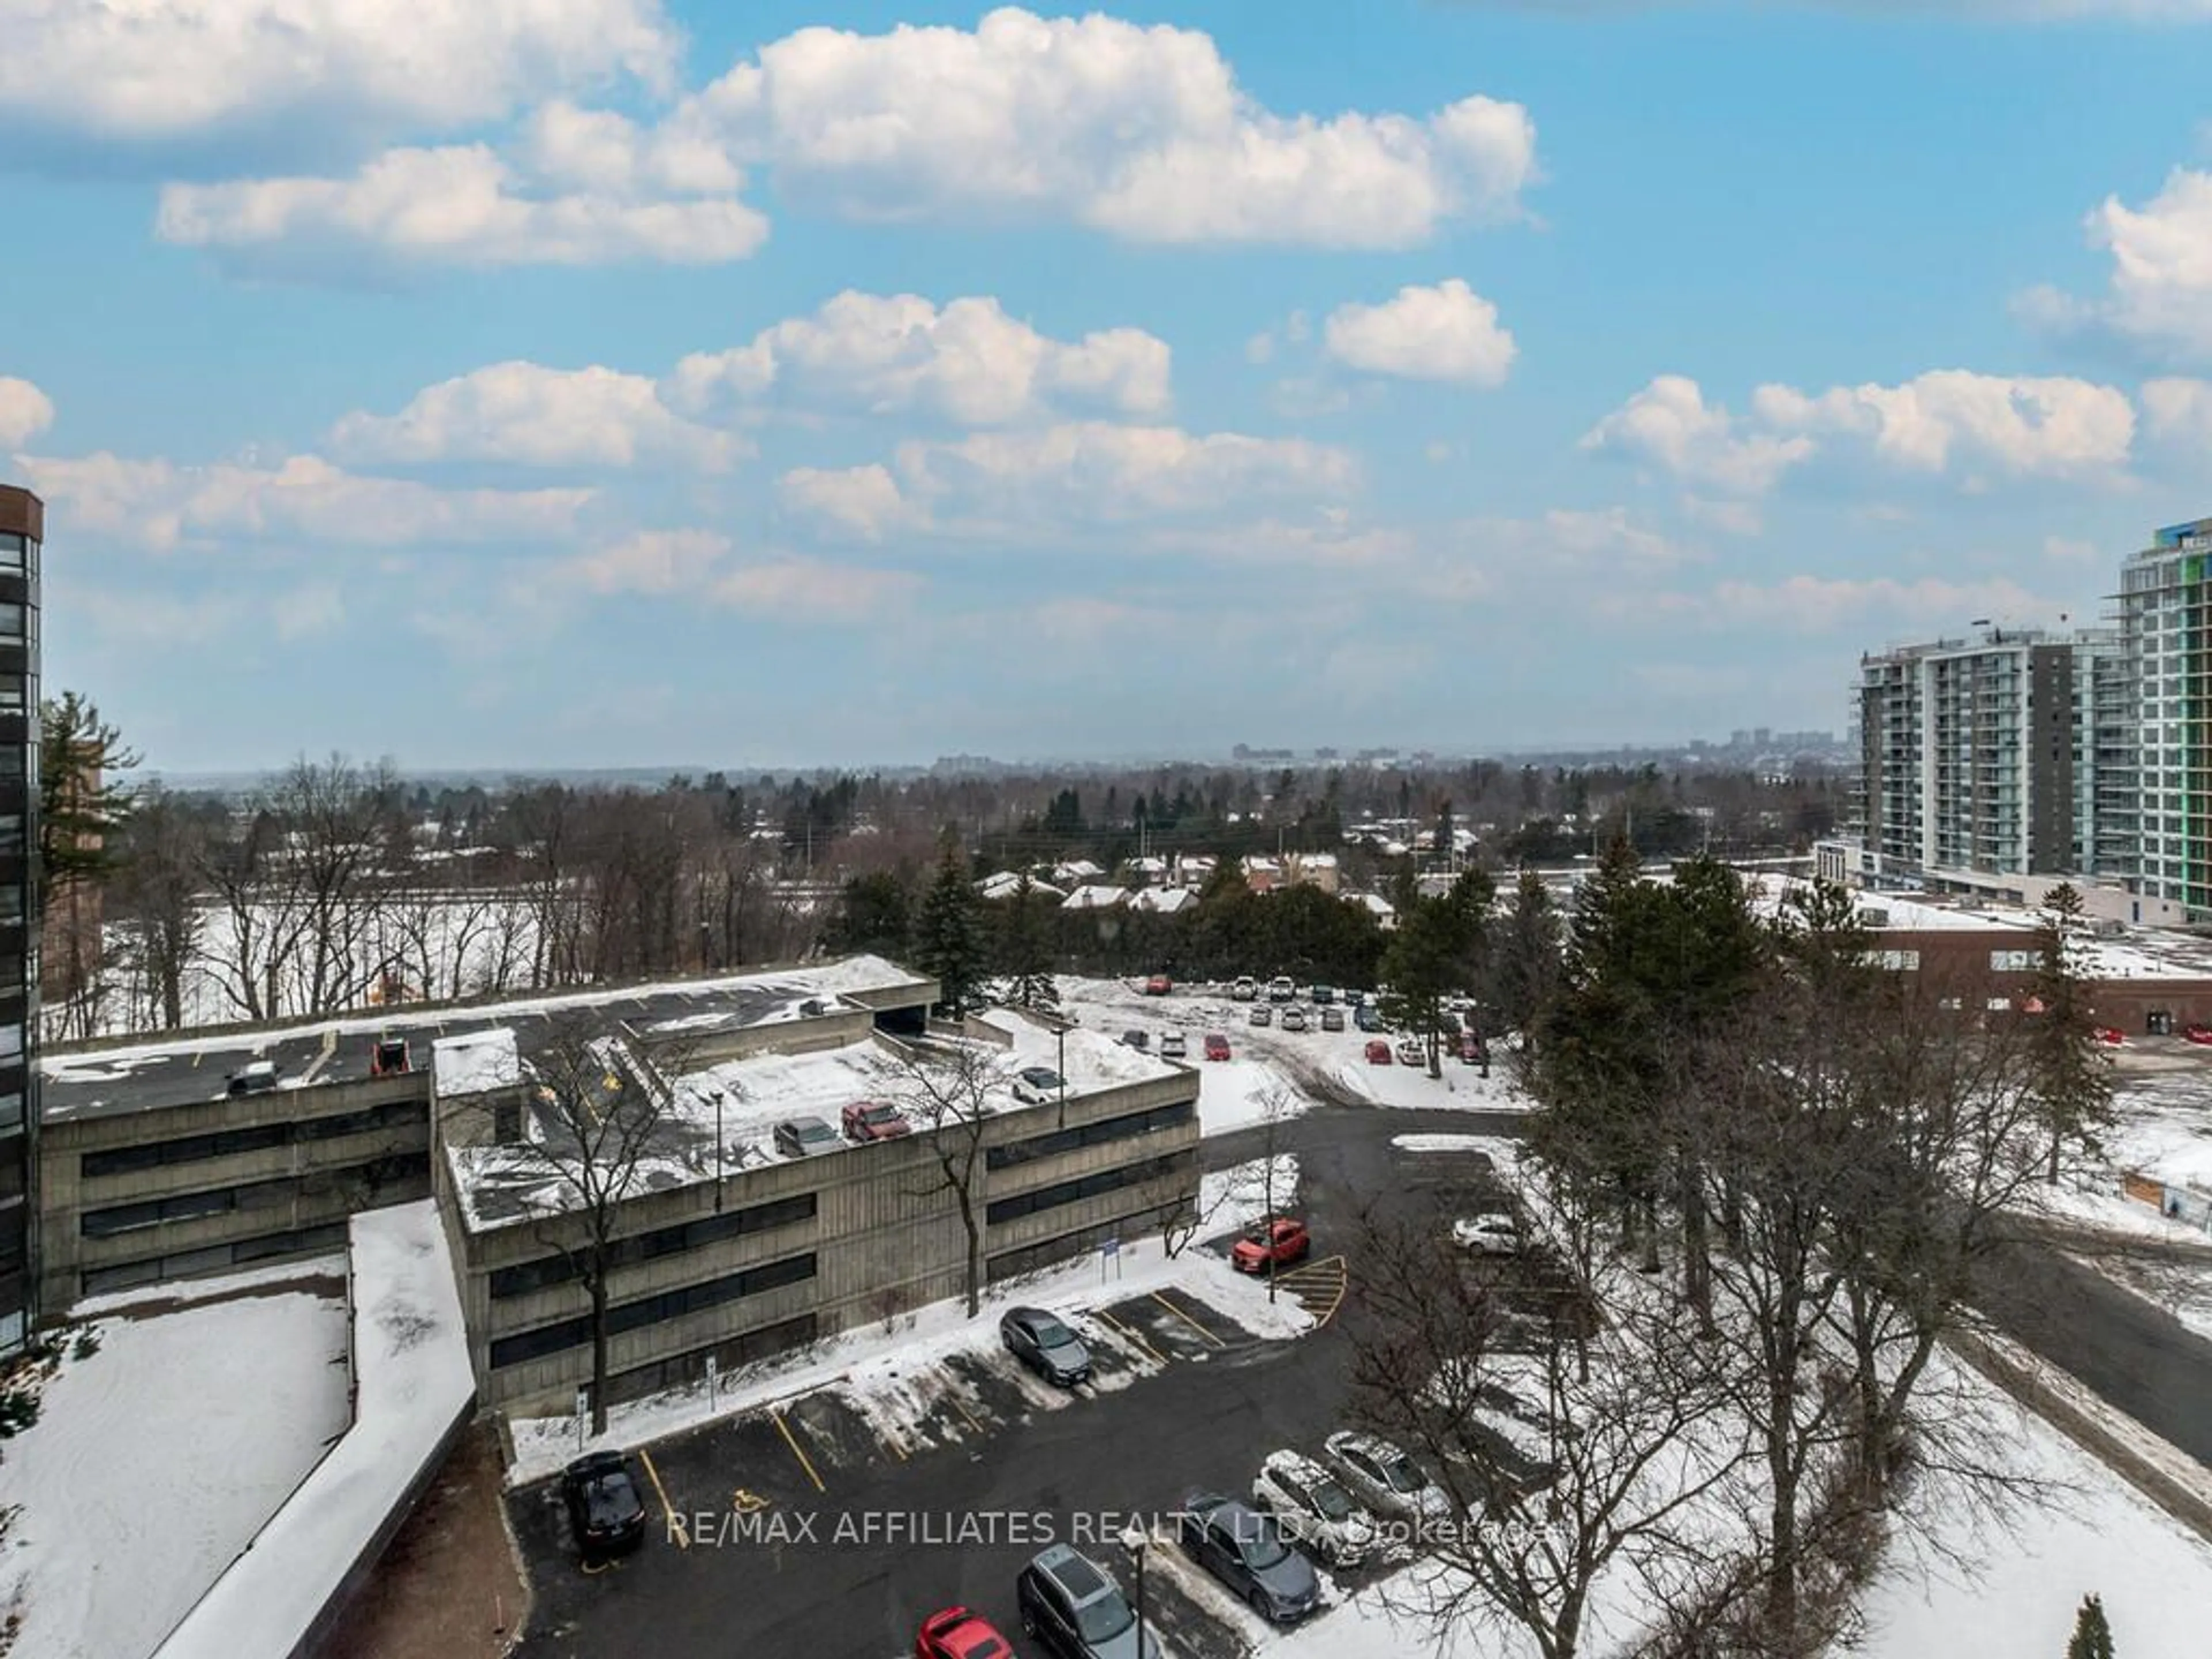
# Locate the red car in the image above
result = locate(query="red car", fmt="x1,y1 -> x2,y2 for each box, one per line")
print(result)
915,1607 -> 1013,1659
1233,1217 -> 1311,1274
1204,1033 -> 1232,1061
1145,974 -> 1173,996
1364,1038 -> 1393,1066
2094,1025 -> 2126,1046
2184,1023 -> 2212,1046
842,1100 -> 912,1142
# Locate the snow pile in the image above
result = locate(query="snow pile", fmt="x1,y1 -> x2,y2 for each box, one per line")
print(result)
1199,1154 -> 1301,1237
2,1268 -> 349,1659
153,1201 -> 475,1659
1196,1058 -> 1310,1135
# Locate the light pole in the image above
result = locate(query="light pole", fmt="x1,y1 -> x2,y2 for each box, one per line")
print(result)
1056,1018 -> 1069,1129
1120,1520 -> 1149,1651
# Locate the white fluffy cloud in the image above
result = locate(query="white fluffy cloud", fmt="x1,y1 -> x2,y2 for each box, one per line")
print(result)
0,377 -> 55,448
781,422 -> 1357,540
1588,370 -> 2134,494
1582,376 -> 1814,495
670,291 -> 1171,426
1753,371 -> 2135,476
543,527 -> 916,619
331,362 -> 744,470
16,450 -> 593,551
158,142 -> 768,272
690,7 -> 1536,248
557,529 -> 733,594
1321,280 -> 1516,387
0,0 -> 677,147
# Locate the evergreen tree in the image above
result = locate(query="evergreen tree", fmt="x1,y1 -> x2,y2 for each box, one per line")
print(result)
997,873 -> 1060,1014
1378,888 -> 1479,1077
2027,882 -> 2115,1184
912,843 -> 988,1018
1491,869 -> 1563,1036
826,870 -> 914,960
39,690 -> 140,893
2067,1593 -> 2113,1659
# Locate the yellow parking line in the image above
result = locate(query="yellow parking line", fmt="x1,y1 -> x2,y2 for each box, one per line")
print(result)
1092,1308 -> 1169,1369
1152,1290 -> 1226,1348
1279,1253 -> 1347,1283
772,1407 -> 827,1493
638,1449 -> 687,1549
946,1386 -> 987,1435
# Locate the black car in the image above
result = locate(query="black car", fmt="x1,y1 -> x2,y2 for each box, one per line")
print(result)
1177,1491 -> 1321,1623
1016,1544 -> 1162,1658
1001,1306 -> 1092,1386
1354,1004 -> 1385,1033
561,1450 -> 647,1559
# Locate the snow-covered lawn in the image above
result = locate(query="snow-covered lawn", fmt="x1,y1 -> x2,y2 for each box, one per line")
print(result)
507,1234 -> 1315,1484
1200,1154 -> 1301,1236
1,1263 -> 350,1659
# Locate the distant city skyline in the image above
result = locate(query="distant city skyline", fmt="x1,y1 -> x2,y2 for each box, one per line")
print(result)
9,2 -> 2212,768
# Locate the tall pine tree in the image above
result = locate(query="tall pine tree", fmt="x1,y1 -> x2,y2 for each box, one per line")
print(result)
912,842 -> 988,1019
997,873 -> 1060,1014
2027,882 -> 2115,1183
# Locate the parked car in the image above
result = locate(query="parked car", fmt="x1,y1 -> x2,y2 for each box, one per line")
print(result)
1016,1543 -> 1162,1658
561,1450 -> 647,1559
1268,976 -> 1296,1003
226,1059 -> 279,1096
2186,1022 -> 2212,1046
1346,989 -> 1368,1009
1001,1306 -> 1093,1387
842,1100 -> 912,1142
916,1606 -> 1016,1659
1311,986 -> 1337,1006
1364,1038 -> 1393,1066
1453,1213 -> 1521,1256
369,1037 -> 410,1077
1177,1491 -> 1321,1624
1231,976 -> 1259,1002
1252,1450 -> 1378,1568
1120,1029 -> 1150,1051
1160,1031 -> 1188,1060
1204,1033 -> 1232,1062
1014,1066 -> 1068,1104
1233,1217 -> 1310,1274
1320,1006 -> 1346,1032
1144,974 -> 1173,997
774,1116 -> 843,1158
2095,1025 -> 2127,1046
1459,1033 -> 1486,1066
1324,1430 -> 1451,1524
1354,1005 -> 1385,1033
1396,1036 -> 1426,1068
1281,1006 -> 1309,1033
1249,1005 -> 1272,1027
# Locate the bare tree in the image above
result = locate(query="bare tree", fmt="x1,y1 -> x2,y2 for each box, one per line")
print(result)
1346,1203 -> 1751,1659
108,785 -> 205,1032
508,1014 -> 678,1435
894,1042 -> 999,1318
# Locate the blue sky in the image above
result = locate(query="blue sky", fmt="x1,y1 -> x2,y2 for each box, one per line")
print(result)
9,0 -> 2212,772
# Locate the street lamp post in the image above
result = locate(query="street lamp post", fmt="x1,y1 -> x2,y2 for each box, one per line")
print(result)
1056,1019 -> 1069,1129
1120,1520 -> 1149,1652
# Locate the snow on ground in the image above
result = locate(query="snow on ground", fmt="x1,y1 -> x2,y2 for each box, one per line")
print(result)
507,1234 -> 1312,1484
1200,1154 -> 1301,1236
1858,1357 -> 2212,1658
2,1266 -> 350,1659
155,1201 -> 476,1659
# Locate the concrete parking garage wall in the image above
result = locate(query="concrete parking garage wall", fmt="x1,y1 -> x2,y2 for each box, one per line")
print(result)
39,1071 -> 431,1308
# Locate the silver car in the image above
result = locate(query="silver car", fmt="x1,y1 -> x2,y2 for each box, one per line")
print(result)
1324,1430 -> 1452,1525
1252,1449 -> 1379,1567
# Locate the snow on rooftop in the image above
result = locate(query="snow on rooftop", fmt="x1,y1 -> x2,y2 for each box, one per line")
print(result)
1129,886 -> 1197,915
3,1264 -> 350,1659
431,1027 -> 522,1097
153,1202 -> 475,1659
976,1009 -> 1181,1092
1062,884 -> 1130,910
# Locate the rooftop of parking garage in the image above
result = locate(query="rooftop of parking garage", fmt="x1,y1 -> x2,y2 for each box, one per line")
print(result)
445,1018 -> 1185,1232
38,956 -> 934,1124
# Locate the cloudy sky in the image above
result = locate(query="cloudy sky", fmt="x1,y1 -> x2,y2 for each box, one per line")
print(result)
7,1 -> 2212,772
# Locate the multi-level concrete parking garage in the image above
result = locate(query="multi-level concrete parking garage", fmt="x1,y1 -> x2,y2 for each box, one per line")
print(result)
37,956 -> 1202,1414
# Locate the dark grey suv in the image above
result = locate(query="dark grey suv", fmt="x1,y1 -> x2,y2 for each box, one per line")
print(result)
1177,1491 -> 1321,1623
1016,1543 -> 1162,1658
1000,1306 -> 1092,1387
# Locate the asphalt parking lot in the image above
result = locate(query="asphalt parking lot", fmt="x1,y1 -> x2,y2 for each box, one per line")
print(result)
508,1105 -> 1536,1658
